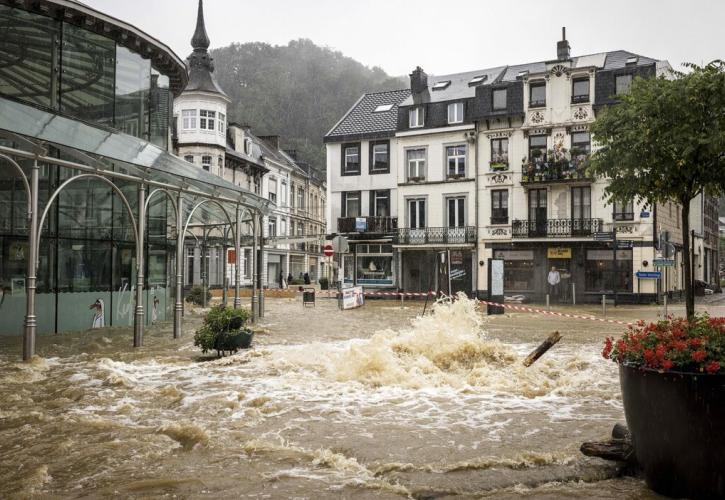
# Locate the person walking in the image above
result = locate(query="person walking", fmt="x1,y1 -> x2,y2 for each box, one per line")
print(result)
303,272 -> 311,285
547,266 -> 561,303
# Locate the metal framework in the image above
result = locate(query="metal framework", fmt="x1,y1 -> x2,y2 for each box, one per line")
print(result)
0,136 -> 270,361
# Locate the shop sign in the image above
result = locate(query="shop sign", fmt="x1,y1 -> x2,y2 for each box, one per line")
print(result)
450,250 -> 464,265
340,286 -> 364,310
494,250 -> 534,261
636,271 -> 661,279
587,250 -> 633,261
547,247 -> 571,259
227,249 -> 236,264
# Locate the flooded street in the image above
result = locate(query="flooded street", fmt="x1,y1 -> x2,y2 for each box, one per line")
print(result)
2,296 -> 722,499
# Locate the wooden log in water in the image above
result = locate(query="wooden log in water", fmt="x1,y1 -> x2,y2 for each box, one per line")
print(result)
522,331 -> 562,367
580,423 -> 637,466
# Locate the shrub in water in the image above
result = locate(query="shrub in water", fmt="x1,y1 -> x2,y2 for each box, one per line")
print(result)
194,305 -> 251,354
186,286 -> 211,306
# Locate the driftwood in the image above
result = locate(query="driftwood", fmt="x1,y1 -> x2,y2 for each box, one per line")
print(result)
522,331 -> 562,367
581,423 -> 638,467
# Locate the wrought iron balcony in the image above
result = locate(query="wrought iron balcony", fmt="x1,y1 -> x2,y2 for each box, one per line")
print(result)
337,216 -> 398,234
396,226 -> 477,245
521,157 -> 592,184
512,218 -> 603,238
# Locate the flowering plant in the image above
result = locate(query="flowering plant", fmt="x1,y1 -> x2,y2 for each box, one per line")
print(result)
603,315 -> 725,374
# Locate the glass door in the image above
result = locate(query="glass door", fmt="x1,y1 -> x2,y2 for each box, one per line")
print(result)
408,199 -> 426,244
571,187 -> 591,235
446,197 -> 465,243
528,189 -> 547,236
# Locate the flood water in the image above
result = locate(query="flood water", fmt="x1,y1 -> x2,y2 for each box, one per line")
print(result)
5,294 -> 717,499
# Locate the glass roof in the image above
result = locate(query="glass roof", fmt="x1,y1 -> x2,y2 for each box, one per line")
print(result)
0,97 -> 273,215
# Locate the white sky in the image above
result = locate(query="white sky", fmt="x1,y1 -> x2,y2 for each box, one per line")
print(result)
84,0 -> 724,77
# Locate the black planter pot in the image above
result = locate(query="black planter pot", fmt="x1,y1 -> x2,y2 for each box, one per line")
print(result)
619,364 -> 725,498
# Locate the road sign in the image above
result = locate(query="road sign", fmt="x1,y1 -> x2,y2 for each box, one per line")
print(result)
594,232 -> 614,241
636,271 -> 662,279
332,235 -> 349,253
640,211 -> 650,218
653,258 -> 675,267
323,244 -> 334,257
617,240 -> 634,249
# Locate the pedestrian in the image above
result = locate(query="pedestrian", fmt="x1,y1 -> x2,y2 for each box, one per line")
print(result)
303,272 -> 311,285
287,272 -> 293,285
278,271 -> 284,289
547,266 -> 561,302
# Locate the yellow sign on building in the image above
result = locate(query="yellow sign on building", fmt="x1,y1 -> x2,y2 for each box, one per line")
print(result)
548,247 -> 572,259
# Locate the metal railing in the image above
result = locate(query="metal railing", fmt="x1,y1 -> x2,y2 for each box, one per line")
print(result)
396,226 -> 476,245
512,218 -> 603,238
337,216 -> 398,234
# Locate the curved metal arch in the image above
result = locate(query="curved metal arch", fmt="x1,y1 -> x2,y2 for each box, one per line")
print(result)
36,174 -> 140,270
0,153 -> 32,217
144,188 -> 179,222
182,199 -> 237,245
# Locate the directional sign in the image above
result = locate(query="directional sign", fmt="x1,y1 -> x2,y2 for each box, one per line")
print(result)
636,271 -> 662,279
594,232 -> 614,241
653,258 -> 675,267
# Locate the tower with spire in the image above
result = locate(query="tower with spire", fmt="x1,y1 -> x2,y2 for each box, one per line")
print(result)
173,0 -> 231,175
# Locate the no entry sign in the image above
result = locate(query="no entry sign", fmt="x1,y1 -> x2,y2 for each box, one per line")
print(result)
323,244 -> 334,257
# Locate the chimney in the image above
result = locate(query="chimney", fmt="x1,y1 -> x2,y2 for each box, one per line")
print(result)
409,66 -> 428,94
259,135 -> 280,151
557,27 -> 571,61
228,124 -> 245,152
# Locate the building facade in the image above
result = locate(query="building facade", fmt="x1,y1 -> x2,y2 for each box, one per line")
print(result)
325,30 -> 718,302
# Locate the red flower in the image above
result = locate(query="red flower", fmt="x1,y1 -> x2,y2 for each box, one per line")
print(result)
705,361 -> 721,374
692,350 -> 707,363
672,340 -> 688,352
689,337 -> 703,349
602,338 -> 613,359
662,359 -> 674,370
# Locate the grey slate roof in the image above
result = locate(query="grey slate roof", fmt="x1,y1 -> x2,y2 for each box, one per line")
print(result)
324,89 -> 411,142
400,67 -> 507,106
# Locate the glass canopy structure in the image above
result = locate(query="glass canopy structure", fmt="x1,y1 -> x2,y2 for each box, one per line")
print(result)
0,1 -> 273,361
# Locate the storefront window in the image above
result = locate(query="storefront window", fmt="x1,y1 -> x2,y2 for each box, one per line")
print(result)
494,250 -> 535,291
355,244 -> 394,286
585,249 -> 633,292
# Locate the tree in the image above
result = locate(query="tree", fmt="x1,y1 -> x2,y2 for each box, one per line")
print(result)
589,61 -> 725,319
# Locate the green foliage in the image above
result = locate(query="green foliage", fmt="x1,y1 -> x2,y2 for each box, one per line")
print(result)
185,286 -> 211,306
211,39 -> 406,171
193,305 -> 251,354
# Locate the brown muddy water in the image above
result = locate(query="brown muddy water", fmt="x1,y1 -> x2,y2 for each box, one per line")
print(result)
5,295 -> 717,499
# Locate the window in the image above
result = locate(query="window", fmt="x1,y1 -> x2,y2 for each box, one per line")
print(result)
406,148 -> 426,181
408,199 -> 426,229
529,135 -> 547,163
409,107 -> 424,128
432,80 -> 451,90
297,187 -> 305,210
184,155 -> 194,163
571,186 -> 592,226
268,217 -> 277,237
572,77 -> 590,103
490,138 -> 509,168
447,197 -> 465,228
447,102 -> 464,124
199,110 -> 216,130
528,189 -> 547,236
373,104 -> 394,113
370,141 -> 389,173
372,190 -> 390,217
529,82 -> 546,107
342,143 -> 360,175
492,88 -> 507,111
342,191 -> 361,217
201,155 -> 212,172
353,244 -> 395,286
280,182 -> 287,207
268,178 -> 277,203
218,113 -> 226,134
182,109 -> 197,130
614,200 -> 634,221
280,218 -> 287,237
446,145 -> 466,178
469,75 -> 487,85
491,190 -> 508,224
615,74 -> 633,95
585,249 -> 633,292
571,131 -> 591,156
218,157 -> 224,178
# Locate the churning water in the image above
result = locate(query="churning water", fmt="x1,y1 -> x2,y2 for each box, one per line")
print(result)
0,296 -> 662,498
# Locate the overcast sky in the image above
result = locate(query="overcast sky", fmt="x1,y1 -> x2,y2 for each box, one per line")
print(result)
85,0 -> 724,77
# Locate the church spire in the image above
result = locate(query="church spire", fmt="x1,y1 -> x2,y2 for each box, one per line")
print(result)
191,0 -> 210,51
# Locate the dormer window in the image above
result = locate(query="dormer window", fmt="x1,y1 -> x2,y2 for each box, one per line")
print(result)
432,80 -> 451,90
409,107 -> 424,128
373,104 -> 393,113
529,81 -> 546,107
615,74 -> 633,95
492,89 -> 507,111
469,75 -> 487,86
626,56 -> 638,65
447,102 -> 464,124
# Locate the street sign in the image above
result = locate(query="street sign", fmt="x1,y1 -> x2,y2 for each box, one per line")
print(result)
617,240 -> 634,249
594,232 -> 614,241
653,258 -> 675,267
636,271 -> 662,279
640,211 -> 650,218
323,244 -> 334,257
332,235 -> 349,253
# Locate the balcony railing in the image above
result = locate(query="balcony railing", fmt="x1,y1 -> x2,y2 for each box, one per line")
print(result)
512,218 -> 603,238
337,216 -> 398,234
396,226 -> 477,245
521,157 -> 591,184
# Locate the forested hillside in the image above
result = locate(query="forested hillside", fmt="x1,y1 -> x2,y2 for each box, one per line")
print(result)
211,39 -> 405,172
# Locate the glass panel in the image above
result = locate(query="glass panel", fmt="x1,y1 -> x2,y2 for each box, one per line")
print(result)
573,79 -> 589,98
115,46 -> 150,140
0,6 -> 60,109
149,70 -> 170,148
60,22 -> 115,127
57,239 -> 112,292
356,255 -> 394,285
57,173 -> 113,240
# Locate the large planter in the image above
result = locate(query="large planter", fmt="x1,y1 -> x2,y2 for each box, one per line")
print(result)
619,364 -> 725,498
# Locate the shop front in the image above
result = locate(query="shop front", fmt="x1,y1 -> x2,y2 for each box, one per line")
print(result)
341,242 -> 396,288
400,248 -> 474,295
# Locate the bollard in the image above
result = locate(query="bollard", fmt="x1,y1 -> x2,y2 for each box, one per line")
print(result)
572,283 -> 576,305
400,292 -> 404,309
546,294 -> 550,311
602,294 -> 607,318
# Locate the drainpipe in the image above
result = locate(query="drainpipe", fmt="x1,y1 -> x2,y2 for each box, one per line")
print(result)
473,121 -> 480,296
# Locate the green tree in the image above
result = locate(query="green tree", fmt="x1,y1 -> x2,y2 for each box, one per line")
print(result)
589,61 -> 725,318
